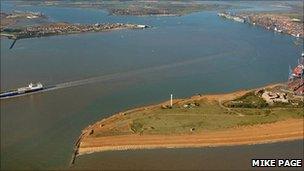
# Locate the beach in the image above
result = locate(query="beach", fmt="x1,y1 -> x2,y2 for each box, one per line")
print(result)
78,119 -> 303,155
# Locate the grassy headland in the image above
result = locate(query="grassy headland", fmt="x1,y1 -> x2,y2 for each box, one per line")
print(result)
72,84 -> 303,163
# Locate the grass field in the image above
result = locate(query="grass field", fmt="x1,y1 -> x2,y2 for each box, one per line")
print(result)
88,86 -> 303,137
129,98 -> 303,135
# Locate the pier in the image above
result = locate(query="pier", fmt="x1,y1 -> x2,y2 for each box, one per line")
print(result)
9,38 -> 17,49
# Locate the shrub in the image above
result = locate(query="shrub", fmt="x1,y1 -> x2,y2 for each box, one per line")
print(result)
130,122 -> 143,133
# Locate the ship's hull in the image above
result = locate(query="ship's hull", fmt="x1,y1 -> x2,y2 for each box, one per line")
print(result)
0,87 -> 44,99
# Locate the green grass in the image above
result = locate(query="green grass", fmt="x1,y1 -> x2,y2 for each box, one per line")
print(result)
225,91 -> 268,108
130,122 -> 144,133
128,98 -> 303,135
93,88 -> 303,137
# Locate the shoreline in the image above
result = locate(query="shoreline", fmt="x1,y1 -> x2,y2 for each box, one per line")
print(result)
0,23 -> 149,40
71,83 -> 303,164
218,12 -> 303,38
77,119 -> 303,156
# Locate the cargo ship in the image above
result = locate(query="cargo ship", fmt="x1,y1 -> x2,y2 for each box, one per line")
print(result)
0,83 -> 44,99
288,53 -> 304,96
218,12 -> 245,23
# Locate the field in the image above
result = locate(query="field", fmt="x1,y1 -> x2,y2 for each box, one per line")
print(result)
128,98 -> 303,135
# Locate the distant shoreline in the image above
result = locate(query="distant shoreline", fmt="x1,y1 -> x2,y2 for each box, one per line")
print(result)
0,23 -> 148,40
72,83 -> 303,164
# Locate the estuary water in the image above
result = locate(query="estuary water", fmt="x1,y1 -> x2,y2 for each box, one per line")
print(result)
1,1 -> 303,170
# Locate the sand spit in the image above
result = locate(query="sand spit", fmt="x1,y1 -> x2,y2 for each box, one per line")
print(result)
70,83 -> 303,164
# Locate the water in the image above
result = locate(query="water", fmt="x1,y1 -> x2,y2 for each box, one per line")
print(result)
1,1 -> 303,170
73,140 -> 304,170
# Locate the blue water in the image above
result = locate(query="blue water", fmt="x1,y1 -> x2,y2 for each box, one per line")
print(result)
1,1 -> 303,170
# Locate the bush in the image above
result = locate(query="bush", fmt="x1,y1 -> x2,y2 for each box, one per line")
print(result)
130,122 -> 143,133
227,91 -> 268,108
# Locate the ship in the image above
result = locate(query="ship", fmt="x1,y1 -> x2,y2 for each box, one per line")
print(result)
0,83 -> 44,99
217,12 -> 245,23
288,53 -> 304,96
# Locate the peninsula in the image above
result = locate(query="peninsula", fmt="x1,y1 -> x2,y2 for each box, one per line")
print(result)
1,22 -> 149,40
72,83 -> 303,164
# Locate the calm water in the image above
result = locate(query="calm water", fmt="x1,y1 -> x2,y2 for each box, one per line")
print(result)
73,140 -> 304,171
1,1 -> 303,170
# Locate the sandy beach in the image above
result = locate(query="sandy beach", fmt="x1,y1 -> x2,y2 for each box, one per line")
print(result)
78,119 -> 303,155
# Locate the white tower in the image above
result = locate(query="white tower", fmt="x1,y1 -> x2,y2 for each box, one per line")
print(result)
170,94 -> 173,107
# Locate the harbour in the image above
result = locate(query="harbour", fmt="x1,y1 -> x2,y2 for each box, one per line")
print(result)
218,11 -> 303,38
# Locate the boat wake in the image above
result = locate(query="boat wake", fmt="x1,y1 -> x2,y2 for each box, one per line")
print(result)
2,51 -> 235,99
51,51 -> 235,89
